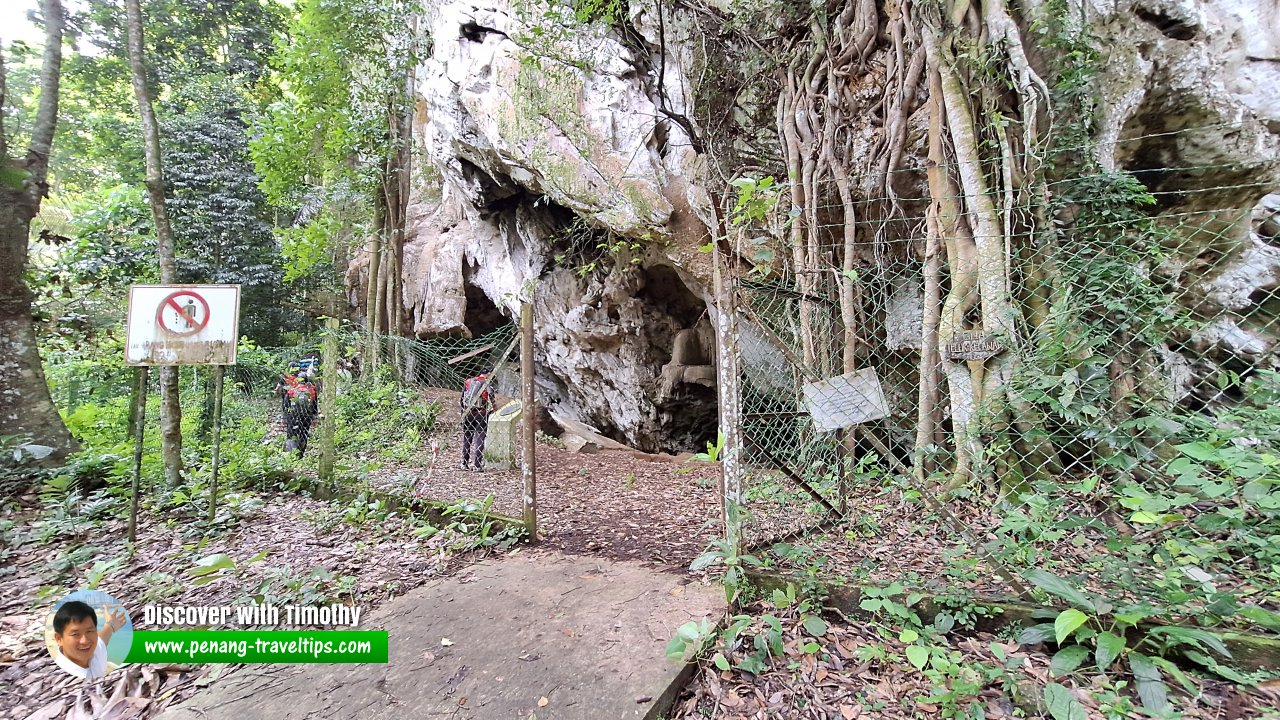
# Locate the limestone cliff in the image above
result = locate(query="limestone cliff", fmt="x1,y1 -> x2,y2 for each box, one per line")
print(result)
383,0 -> 1279,453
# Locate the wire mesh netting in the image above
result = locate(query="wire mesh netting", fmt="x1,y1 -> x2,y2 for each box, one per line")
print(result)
718,133 -> 1280,630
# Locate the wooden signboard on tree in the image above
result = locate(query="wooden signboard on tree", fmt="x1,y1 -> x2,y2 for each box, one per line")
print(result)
945,331 -> 1004,361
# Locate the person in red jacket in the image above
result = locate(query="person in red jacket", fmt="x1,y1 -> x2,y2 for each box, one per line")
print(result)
284,377 -> 318,456
459,371 -> 495,470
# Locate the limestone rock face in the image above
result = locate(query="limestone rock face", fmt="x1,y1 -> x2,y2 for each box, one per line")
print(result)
394,0 -> 1280,450
417,0 -> 681,234
397,0 -> 729,452
407,0 -> 915,453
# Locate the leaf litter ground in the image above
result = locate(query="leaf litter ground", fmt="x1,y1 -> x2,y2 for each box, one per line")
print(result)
667,599 -> 1272,719
4,384 -> 1277,719
0,487 -> 499,720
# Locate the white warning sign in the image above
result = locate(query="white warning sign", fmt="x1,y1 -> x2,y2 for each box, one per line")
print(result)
802,368 -> 890,431
125,285 -> 241,366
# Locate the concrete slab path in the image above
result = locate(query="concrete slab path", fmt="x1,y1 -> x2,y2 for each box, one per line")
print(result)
158,551 -> 723,720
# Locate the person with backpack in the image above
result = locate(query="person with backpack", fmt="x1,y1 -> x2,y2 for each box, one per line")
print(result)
460,371 -> 496,471
272,372 -> 295,418
284,376 -> 319,456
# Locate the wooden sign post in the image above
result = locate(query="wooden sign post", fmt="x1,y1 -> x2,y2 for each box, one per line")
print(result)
124,285 -> 241,538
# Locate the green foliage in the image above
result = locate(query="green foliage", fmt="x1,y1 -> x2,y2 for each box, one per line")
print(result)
719,0 -> 811,37
186,548 -> 270,587
335,375 -> 440,457
243,565 -> 358,607
549,219 -> 648,278
664,617 -> 716,664
138,572 -> 185,603
163,87 -> 296,343
767,542 -> 828,606
510,0 -> 627,70
1031,0 -> 1103,159
568,0 -> 627,25
857,582 -> 924,627
691,430 -> 726,463
34,473 -> 89,544
50,185 -> 157,291
0,436 -> 59,498
84,557 -> 127,590
441,495 -> 527,550
1015,171 -> 1186,471
729,175 -> 779,226
78,0 -> 286,92
28,188 -> 155,351
1019,568 -> 1250,713
715,611 -> 786,675
690,534 -> 763,605
1051,172 -> 1182,350
19,0 -> 306,355
997,367 -> 1280,628
1043,682 -> 1088,720
339,491 -> 397,527
727,175 -> 783,277
250,0 -> 421,293
277,212 -> 346,283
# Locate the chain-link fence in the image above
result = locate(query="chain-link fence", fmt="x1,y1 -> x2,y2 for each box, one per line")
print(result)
717,129 -> 1280,629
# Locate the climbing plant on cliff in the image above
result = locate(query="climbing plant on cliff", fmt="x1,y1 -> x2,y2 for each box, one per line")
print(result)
713,0 -> 1207,494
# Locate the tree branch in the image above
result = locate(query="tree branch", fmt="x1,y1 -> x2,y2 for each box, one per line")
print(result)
27,0 -> 65,187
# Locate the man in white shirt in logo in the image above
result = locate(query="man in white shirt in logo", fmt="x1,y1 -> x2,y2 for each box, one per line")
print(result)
52,600 -> 123,680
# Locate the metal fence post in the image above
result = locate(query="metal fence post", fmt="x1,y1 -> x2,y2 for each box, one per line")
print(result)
207,364 -> 225,522
128,366 -> 148,544
520,301 -> 538,540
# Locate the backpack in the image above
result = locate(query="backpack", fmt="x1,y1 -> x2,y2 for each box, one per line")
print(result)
288,383 -> 315,408
461,376 -> 490,411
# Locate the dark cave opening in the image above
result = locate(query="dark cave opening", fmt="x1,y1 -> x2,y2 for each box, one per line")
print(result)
1133,5 -> 1198,40
461,270 -> 508,337
656,381 -> 719,453
640,264 -> 719,454
638,265 -> 706,328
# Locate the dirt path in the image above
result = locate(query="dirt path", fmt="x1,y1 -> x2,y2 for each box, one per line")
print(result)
155,551 -> 723,720
370,386 -> 723,570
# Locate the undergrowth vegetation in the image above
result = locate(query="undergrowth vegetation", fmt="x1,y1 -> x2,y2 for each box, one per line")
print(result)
1,337 -> 484,612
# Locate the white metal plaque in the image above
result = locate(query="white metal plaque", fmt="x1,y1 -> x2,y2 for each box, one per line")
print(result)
802,368 -> 890,431
125,285 -> 241,365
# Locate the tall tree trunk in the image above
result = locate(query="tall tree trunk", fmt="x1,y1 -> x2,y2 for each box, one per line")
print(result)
0,0 -> 78,468
362,192 -> 385,376
921,60 -> 983,489
916,81 -> 945,477
125,0 -> 183,485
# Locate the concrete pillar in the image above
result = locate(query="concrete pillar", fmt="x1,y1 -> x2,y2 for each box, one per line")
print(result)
484,400 -> 522,471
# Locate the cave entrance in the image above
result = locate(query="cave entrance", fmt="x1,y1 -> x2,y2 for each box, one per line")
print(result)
462,274 -> 508,338
639,265 -> 706,328
639,264 -> 719,455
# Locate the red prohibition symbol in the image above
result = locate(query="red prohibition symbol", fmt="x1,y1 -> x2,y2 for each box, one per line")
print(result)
156,290 -> 211,336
